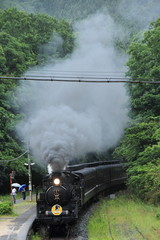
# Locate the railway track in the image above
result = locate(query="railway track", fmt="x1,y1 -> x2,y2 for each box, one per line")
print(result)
105,211 -> 149,240
106,206 -> 115,240
27,221 -> 72,240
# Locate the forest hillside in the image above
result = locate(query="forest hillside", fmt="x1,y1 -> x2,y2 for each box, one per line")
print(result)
0,1 -> 159,204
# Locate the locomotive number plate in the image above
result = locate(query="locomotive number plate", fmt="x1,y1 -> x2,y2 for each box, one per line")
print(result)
51,204 -> 63,215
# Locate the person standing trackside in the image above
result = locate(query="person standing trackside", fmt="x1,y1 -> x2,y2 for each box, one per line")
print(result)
11,188 -> 16,204
22,187 -> 26,200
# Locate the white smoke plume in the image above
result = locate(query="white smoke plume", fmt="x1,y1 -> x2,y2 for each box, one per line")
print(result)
17,13 -> 129,172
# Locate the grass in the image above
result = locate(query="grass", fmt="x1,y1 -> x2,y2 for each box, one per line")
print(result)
13,200 -> 36,215
88,192 -> 160,240
0,189 -> 37,202
29,233 -> 42,240
0,193 -> 36,218
0,191 -> 26,202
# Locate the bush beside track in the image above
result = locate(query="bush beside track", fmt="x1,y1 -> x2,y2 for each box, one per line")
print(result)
0,201 -> 13,215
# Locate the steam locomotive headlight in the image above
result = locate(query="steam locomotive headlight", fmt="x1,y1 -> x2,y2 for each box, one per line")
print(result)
53,178 -> 61,186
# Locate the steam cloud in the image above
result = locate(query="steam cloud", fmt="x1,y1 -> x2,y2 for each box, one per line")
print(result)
17,13 -> 129,172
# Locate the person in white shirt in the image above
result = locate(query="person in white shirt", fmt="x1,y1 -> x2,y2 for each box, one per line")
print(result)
11,188 -> 17,204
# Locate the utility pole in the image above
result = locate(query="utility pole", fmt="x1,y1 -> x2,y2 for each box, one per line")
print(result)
24,142 -> 35,201
28,144 -> 32,201
10,172 -> 13,204
10,171 -> 15,205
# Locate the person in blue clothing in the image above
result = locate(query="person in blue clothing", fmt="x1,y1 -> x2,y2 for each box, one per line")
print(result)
21,187 -> 26,200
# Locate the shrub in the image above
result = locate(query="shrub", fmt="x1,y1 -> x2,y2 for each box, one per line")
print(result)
0,201 -> 13,215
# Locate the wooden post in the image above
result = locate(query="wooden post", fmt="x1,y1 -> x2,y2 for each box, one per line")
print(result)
10,173 -> 13,205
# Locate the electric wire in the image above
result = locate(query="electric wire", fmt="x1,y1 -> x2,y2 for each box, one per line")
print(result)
0,75 -> 160,84
0,151 -> 28,162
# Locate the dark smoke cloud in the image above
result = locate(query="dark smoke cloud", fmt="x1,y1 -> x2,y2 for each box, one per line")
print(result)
17,13 -> 129,172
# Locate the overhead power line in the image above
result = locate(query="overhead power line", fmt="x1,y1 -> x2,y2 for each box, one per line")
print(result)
0,75 -> 160,84
0,151 -> 28,162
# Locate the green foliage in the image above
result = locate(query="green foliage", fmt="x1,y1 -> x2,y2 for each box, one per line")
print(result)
113,17 -> 160,204
0,8 -> 74,193
126,18 -> 160,118
114,118 -> 160,162
114,117 -> 160,203
0,0 -> 140,54
0,201 -> 13,215
0,8 -> 74,73
127,161 -> 160,204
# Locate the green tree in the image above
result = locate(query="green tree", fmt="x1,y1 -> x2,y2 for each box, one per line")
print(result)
114,18 -> 160,203
126,18 -> 160,118
0,8 -> 75,72
0,32 -> 35,75
113,117 -> 160,203
0,8 -> 75,192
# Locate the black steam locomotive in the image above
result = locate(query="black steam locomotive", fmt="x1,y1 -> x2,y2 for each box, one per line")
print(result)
36,161 -> 126,227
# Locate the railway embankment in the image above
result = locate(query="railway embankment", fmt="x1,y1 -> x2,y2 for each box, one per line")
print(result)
88,192 -> 160,240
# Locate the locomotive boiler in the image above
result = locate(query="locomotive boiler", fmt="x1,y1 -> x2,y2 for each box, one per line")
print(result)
36,160 -> 126,227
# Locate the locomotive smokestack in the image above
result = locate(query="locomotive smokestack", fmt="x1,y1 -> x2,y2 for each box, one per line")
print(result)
48,156 -> 67,172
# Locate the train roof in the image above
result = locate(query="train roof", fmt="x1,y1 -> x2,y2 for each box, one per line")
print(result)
66,160 -> 124,171
42,160 -> 125,181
